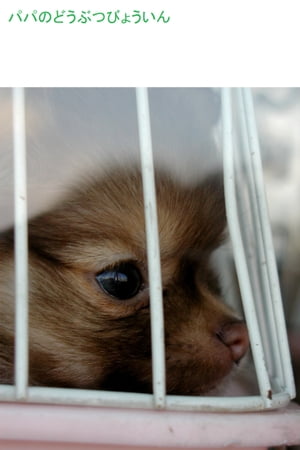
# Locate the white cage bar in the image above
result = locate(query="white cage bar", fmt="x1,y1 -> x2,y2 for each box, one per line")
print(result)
12,87 -> 29,401
222,88 -> 295,404
136,87 -> 166,409
0,87 -> 296,414
222,88 -> 273,407
238,88 -> 295,397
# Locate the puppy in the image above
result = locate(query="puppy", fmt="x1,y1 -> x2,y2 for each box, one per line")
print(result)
0,167 -> 249,394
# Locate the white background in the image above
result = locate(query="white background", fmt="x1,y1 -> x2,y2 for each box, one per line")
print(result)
0,0 -> 299,86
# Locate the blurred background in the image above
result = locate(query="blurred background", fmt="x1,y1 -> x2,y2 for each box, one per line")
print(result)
0,87 -> 299,402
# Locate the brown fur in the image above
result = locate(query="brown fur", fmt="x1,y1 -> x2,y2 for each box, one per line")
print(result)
0,168 -> 248,394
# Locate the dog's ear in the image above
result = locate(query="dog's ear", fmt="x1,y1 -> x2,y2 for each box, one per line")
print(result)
195,172 -> 226,251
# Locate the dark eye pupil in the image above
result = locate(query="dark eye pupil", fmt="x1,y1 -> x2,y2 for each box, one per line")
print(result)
95,263 -> 142,300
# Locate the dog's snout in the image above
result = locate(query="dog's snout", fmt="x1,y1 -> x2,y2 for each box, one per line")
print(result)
217,321 -> 249,363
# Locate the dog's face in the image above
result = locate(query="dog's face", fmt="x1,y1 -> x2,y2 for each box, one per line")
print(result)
0,168 -> 249,394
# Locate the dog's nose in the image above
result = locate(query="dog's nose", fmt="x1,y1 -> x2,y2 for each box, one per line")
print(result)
217,321 -> 249,363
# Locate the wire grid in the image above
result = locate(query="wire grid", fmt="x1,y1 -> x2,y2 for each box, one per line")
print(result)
0,87 -> 295,412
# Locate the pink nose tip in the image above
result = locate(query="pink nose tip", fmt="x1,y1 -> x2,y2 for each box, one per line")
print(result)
217,321 -> 249,363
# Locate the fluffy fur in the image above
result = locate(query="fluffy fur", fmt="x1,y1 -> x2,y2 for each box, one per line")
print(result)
0,168 -> 249,394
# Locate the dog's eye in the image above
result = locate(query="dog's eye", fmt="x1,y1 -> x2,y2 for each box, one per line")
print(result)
95,263 -> 142,300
